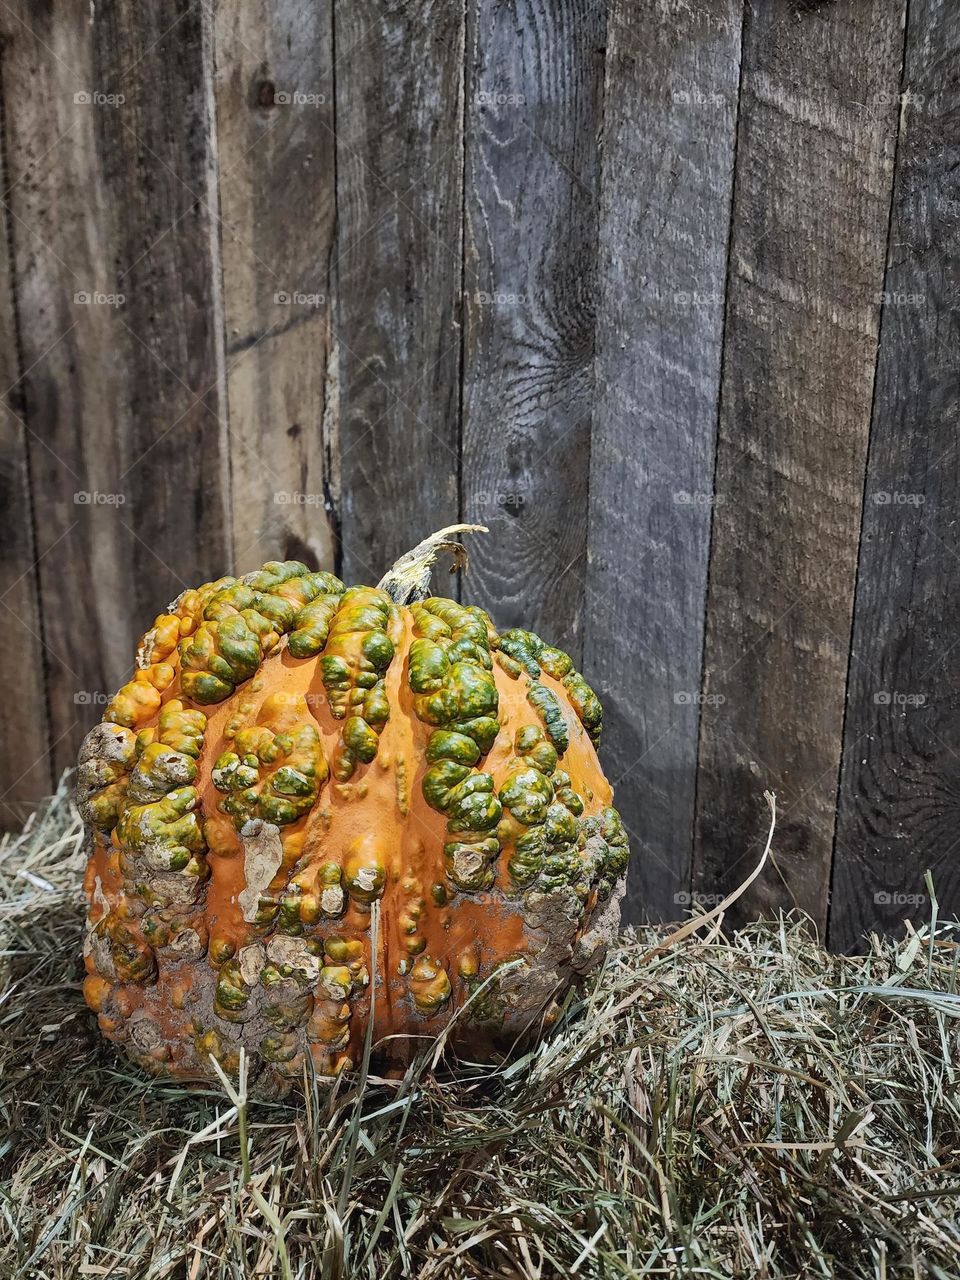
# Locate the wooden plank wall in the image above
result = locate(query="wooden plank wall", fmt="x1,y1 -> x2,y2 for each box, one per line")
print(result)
1,0 -> 957,949
693,0 -> 906,934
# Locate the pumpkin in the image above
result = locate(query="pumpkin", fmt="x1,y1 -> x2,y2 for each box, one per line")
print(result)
78,526 -> 629,1089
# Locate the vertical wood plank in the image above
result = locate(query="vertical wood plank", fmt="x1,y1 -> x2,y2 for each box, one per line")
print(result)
460,0 -> 604,659
831,2 -> 960,951
0,45 -> 51,824
214,0 -> 339,574
3,0 -> 230,777
334,1 -> 464,585
692,0 -> 906,933
586,0 -> 743,922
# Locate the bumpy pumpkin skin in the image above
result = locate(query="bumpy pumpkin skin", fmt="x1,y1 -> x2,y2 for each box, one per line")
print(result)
78,541 -> 629,1091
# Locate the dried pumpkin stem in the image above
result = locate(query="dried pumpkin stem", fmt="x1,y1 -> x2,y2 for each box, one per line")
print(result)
376,524 -> 488,604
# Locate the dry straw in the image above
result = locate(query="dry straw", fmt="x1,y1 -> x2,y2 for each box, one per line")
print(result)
2,780 -> 960,1278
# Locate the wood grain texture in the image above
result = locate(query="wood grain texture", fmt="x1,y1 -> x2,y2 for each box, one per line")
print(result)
831,2 -> 960,951
692,0 -> 906,933
459,0 -> 604,659
2,0 -> 230,777
333,0 -> 464,586
0,0 -> 956,946
214,0 -> 339,574
0,45 -> 51,826
586,0 -> 743,922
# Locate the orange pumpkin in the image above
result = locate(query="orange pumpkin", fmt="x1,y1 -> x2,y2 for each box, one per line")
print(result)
78,527 -> 629,1089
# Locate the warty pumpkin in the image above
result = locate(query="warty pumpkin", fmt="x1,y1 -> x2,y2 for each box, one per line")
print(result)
78,526 -> 629,1091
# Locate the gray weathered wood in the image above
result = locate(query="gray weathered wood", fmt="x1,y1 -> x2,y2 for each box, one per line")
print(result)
692,0 -> 906,934
586,0 -> 743,922
459,0 -> 604,658
1,0 -> 957,948
0,48 -> 51,827
215,0 -> 339,574
831,1 -> 960,951
3,0 -> 231,777
333,0 -> 464,586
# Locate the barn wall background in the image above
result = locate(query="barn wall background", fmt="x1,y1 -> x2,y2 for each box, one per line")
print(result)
0,0 -> 956,949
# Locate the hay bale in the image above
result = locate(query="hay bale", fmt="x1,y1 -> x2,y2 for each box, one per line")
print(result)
2,783 -> 959,1278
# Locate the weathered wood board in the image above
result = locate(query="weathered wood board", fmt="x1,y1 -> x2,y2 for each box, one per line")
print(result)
587,0 -> 743,922
333,0 -> 465,587
0,46 -> 51,826
460,0 -> 604,660
832,0 -> 960,951
215,0 -> 339,574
